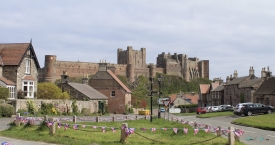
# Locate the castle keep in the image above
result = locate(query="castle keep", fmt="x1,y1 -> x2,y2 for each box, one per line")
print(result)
39,46 -> 209,82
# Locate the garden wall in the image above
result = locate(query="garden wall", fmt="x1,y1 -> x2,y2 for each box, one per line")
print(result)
10,99 -> 102,114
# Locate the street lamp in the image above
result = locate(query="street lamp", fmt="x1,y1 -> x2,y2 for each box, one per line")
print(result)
157,75 -> 162,118
149,76 -> 154,122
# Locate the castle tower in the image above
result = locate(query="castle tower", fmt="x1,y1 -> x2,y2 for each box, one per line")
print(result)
183,55 -> 190,81
44,55 -> 56,82
149,63 -> 156,78
198,60 -> 209,79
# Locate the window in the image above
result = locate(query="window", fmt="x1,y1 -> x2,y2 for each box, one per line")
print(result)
25,59 -> 31,74
22,81 -> 34,98
111,91 -> 115,97
8,86 -> 15,99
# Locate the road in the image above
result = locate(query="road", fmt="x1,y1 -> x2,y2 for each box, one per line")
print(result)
159,111 -> 275,145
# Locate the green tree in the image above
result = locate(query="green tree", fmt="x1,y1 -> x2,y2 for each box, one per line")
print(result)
0,87 -> 9,100
37,82 -> 70,99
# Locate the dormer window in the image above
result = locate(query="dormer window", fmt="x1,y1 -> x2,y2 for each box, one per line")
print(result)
25,59 -> 31,74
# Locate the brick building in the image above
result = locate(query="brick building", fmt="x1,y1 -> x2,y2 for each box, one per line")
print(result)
39,46 -> 209,83
0,42 -> 40,99
88,62 -> 132,114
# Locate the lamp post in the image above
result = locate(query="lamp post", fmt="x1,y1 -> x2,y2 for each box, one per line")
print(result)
157,75 -> 162,118
149,76 -> 154,122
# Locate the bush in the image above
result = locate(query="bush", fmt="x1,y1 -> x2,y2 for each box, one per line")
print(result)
0,88 -> 9,100
40,103 -> 58,115
0,104 -> 15,117
81,108 -> 91,116
37,82 -> 70,99
16,109 -> 28,116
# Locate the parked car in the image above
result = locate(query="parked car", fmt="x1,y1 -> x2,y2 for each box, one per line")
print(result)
160,108 -> 165,112
196,107 -> 207,114
234,102 -> 253,115
219,105 -> 234,112
241,103 -> 274,116
211,106 -> 221,112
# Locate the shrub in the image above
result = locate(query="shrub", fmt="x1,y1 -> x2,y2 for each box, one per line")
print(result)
17,89 -> 24,99
0,88 -> 9,100
0,104 -> 15,117
81,108 -> 91,116
16,109 -> 28,116
26,100 -> 37,115
71,100 -> 78,115
41,103 -> 54,115
37,82 -> 70,99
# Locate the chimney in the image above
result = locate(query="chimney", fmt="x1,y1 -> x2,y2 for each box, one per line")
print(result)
82,74 -> 89,84
226,76 -> 230,83
61,71 -> 69,83
234,70 -> 238,78
261,67 -> 267,78
98,60 -> 108,71
266,66 -> 272,78
249,66 -> 254,76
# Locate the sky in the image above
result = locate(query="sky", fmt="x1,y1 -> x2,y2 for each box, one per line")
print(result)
0,0 -> 274,81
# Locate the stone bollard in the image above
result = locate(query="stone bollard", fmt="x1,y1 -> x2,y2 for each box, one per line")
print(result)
49,118 -> 56,135
15,113 -> 21,126
144,116 -> 147,120
120,123 -> 128,143
228,126 -> 235,145
96,116 -> 99,122
44,115 -> 48,122
73,115 -> 76,123
112,116 -> 115,122
217,126 -> 221,136
125,116 -> 128,121
135,116 -> 138,120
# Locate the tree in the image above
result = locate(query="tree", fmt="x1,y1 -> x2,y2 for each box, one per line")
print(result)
37,82 -> 70,99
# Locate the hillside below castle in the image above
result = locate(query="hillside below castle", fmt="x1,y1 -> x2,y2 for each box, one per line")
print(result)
38,46 -> 209,83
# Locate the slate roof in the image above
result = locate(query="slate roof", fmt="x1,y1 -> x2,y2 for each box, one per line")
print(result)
226,76 -> 250,85
107,70 -> 131,93
239,78 -> 262,88
0,76 -> 15,85
254,77 -> 275,95
68,83 -> 108,100
211,82 -> 220,91
199,84 -> 210,94
0,43 -> 40,68
212,85 -> 224,92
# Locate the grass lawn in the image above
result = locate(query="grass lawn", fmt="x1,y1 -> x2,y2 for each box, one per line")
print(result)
173,112 -> 197,116
232,113 -> 275,131
197,111 -> 234,118
0,119 -> 245,145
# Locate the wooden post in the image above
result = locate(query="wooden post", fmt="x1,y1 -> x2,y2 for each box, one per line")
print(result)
49,118 -> 56,135
15,113 -> 21,126
112,116 -> 115,122
73,115 -> 76,123
217,126 -> 221,136
96,116 -> 99,122
144,116 -> 147,120
120,123 -> 128,143
135,116 -> 138,120
228,126 -> 235,145
125,116 -> 128,121
44,115 -> 48,122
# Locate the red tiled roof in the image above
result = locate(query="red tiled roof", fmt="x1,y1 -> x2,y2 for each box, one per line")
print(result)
0,43 -> 29,65
0,76 -> 15,85
22,75 -> 36,81
107,70 -> 131,93
199,84 -> 210,94
170,93 -> 199,104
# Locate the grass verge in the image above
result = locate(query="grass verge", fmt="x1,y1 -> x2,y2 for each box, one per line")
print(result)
197,111 -> 234,118
0,119 -> 245,145
173,112 -> 197,116
232,114 -> 275,131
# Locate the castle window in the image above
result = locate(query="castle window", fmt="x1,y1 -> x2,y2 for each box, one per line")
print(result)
111,91 -> 115,97
25,59 -> 31,74
22,81 -> 34,98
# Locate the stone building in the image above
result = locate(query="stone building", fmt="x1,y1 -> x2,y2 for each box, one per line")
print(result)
254,77 -> 275,106
223,67 -> 270,106
0,42 -> 40,99
211,84 -> 224,106
88,62 -> 132,114
39,46 -> 209,83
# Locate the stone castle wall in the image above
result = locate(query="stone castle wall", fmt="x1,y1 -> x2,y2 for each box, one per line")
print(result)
39,46 -> 209,83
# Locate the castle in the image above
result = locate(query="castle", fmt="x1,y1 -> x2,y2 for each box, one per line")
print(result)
38,46 -> 209,83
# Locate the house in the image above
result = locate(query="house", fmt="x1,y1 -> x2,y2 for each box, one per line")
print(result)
224,67 -> 270,106
57,71 -> 108,113
0,42 -> 40,99
88,61 -> 132,114
198,84 -> 210,107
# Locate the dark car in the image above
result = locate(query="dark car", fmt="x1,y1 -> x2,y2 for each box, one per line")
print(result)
196,107 -> 207,114
241,103 -> 274,116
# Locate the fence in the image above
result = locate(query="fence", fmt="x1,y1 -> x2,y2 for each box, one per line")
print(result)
13,113 -> 244,145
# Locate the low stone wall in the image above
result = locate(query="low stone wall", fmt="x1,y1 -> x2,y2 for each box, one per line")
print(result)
10,99 -> 102,114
